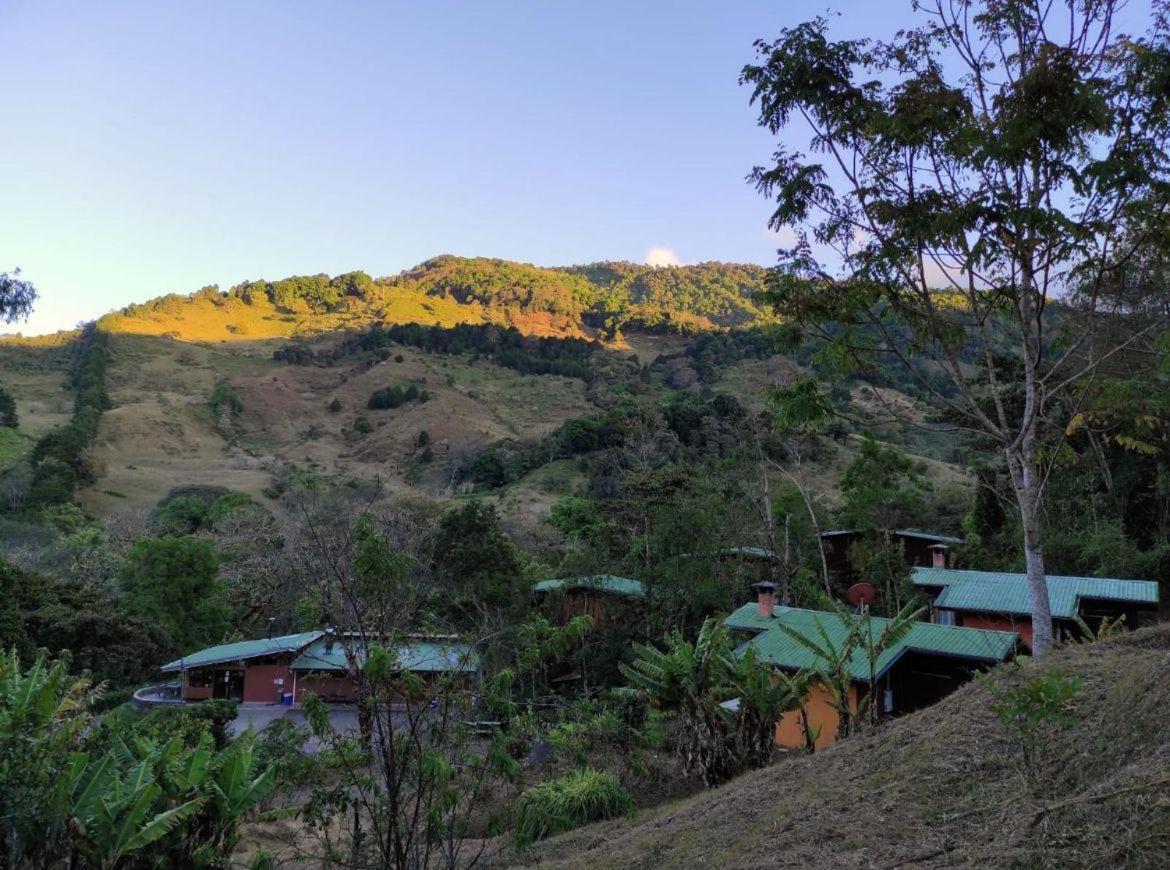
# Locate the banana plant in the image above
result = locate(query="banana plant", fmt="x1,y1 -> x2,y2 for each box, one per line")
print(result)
65,751 -> 203,868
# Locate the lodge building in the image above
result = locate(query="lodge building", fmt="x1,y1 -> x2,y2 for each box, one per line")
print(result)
160,629 -> 478,704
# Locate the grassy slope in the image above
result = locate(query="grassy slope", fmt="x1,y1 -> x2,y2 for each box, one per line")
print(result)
498,625 -> 1170,869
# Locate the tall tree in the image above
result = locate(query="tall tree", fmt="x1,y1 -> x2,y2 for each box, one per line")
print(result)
743,0 -> 1170,653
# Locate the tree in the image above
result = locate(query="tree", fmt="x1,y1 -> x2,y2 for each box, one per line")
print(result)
0,269 -> 36,323
743,1 -> 1170,653
0,389 -> 16,428
118,536 -> 230,651
433,501 -> 524,612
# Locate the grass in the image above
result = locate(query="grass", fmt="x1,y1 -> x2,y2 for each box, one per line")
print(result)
514,768 -> 635,849
0,427 -> 31,472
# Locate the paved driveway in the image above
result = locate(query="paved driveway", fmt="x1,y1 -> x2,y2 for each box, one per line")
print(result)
230,703 -> 359,754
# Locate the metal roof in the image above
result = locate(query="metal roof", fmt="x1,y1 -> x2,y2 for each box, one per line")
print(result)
533,575 -> 645,598
161,631 -> 322,672
912,567 -> 1160,619
820,529 -> 964,545
290,637 -> 479,674
724,604 -> 1017,682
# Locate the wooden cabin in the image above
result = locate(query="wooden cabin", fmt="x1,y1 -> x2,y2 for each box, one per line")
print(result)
532,575 -> 645,625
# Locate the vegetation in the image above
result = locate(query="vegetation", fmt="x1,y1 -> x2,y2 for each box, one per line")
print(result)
514,768 -> 635,848
118,536 -> 230,652
0,389 -> 17,429
0,649 -> 275,868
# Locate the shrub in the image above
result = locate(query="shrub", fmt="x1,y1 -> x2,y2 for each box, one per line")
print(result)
980,665 -> 1083,784
353,416 -> 373,434
0,388 -> 17,428
417,430 -> 431,447
327,397 -> 342,413
514,768 -> 634,848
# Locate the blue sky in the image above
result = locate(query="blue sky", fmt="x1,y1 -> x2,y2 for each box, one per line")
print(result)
2,1 -> 1148,334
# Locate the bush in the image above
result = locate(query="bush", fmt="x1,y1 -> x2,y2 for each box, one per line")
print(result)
514,768 -> 634,848
353,416 -> 373,434
0,388 -> 17,428
327,398 -> 342,413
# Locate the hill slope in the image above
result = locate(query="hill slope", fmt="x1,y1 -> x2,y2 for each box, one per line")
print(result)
499,626 -> 1170,868
94,256 -> 773,343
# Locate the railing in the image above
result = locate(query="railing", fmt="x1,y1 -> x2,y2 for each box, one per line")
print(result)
131,681 -> 184,713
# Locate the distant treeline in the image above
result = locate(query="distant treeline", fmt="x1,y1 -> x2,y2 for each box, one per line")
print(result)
27,326 -> 112,506
275,322 -> 601,380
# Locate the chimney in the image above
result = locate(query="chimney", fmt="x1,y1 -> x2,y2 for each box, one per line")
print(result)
755,581 -> 777,618
323,627 -> 335,654
929,544 -> 948,569
267,617 -> 276,639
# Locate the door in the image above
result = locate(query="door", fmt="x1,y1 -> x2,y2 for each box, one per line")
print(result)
213,668 -> 244,701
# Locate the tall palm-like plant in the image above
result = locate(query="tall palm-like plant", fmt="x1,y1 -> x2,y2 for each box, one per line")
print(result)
774,602 -> 922,740
0,648 -> 97,866
621,618 -> 739,786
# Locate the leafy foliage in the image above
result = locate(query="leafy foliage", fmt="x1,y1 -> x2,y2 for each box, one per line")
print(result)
514,768 -> 634,849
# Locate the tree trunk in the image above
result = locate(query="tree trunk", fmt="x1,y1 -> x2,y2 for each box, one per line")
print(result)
1006,447 -> 1055,655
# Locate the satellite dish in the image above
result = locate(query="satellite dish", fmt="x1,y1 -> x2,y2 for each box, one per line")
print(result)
846,582 -> 877,607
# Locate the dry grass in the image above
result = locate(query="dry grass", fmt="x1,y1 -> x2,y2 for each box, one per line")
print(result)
494,625 -> 1170,869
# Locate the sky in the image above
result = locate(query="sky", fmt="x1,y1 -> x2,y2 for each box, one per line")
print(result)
1,1 -> 1150,335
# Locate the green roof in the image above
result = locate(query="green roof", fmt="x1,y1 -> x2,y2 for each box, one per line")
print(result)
161,631 -> 322,672
821,529 -> 964,545
913,567 -> 1159,619
533,575 -> 645,598
290,636 -> 479,674
724,604 -> 1018,682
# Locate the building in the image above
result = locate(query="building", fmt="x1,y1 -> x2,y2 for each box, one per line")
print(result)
160,629 -> 479,704
532,575 -> 645,624
821,529 -> 963,584
724,583 -> 1018,749
913,567 -> 1160,649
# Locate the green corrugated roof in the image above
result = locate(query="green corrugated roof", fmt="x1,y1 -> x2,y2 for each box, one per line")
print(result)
821,529 -> 964,545
290,637 -> 479,674
912,567 -> 1159,619
161,631 -> 322,672
533,575 -> 645,598
724,604 -> 1017,682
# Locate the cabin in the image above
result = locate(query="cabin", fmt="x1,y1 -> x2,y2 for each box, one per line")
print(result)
821,529 -> 962,585
160,629 -> 479,704
532,575 -> 645,625
724,583 -> 1019,749
913,567 -> 1160,650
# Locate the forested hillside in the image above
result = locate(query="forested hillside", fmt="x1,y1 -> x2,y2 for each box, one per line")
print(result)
92,256 -> 774,344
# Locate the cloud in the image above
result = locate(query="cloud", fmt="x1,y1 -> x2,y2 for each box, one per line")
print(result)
644,246 -> 682,268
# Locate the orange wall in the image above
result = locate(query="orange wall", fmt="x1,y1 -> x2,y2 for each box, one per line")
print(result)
958,613 -> 1034,650
775,679 -> 859,750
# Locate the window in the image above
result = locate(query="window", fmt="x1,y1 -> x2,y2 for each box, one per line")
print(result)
187,669 -> 214,688
934,608 -> 956,626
